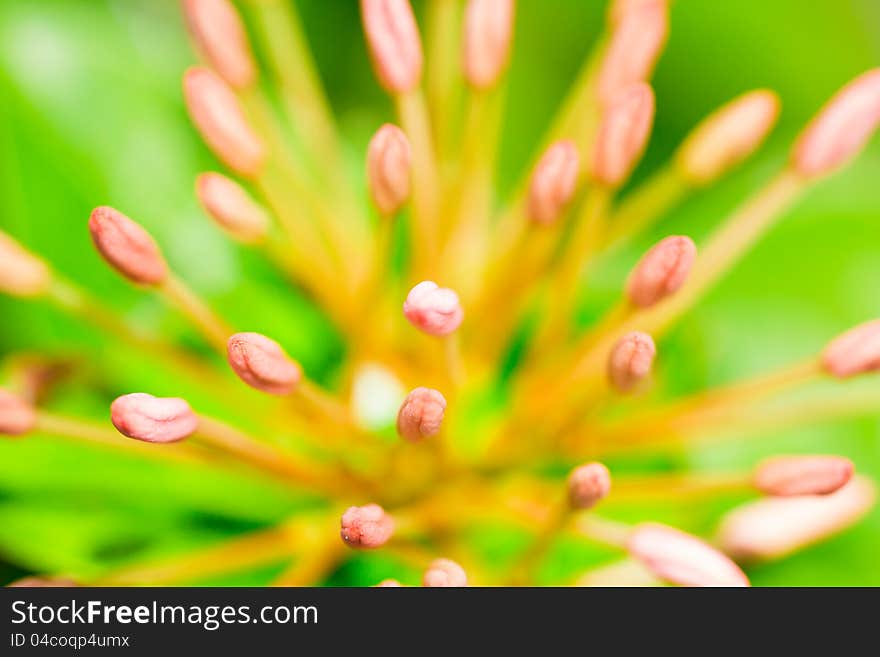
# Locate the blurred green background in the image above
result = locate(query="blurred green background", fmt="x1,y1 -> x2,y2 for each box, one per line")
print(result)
0,0 -> 878,585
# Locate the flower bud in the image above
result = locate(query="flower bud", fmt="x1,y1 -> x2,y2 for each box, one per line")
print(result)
367,124 -> 412,216
718,477 -> 875,561
88,206 -> 168,286
793,69 -> 880,178
592,83 -> 655,186
626,235 -> 696,308
227,332 -> 303,396
403,281 -> 464,337
607,331 -> 656,393
754,455 -> 854,497
0,389 -> 37,436
627,522 -> 750,587
361,0 -> 423,93
598,0 -> 668,105
0,232 -> 51,298
110,393 -> 199,443
396,387 -> 447,442
567,462 -> 612,509
821,319 -> 880,379
677,90 -> 780,186
196,173 -> 270,243
340,504 -> 394,549
462,0 -> 515,90
182,0 -> 256,89
183,67 -> 265,177
423,558 -> 467,587
527,140 -> 581,225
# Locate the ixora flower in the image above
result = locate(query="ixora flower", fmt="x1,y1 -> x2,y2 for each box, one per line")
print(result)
2,0 -> 880,587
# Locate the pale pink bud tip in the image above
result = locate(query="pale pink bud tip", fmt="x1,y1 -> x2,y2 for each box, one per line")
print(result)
88,206 -> 168,286
340,504 -> 394,549
567,462 -> 612,510
754,455 -> 854,497
423,558 -> 467,587
793,69 -> 880,178
375,579 -> 402,587
462,0 -> 515,90
110,393 -> 198,444
403,281 -> 464,337
593,83 -> 655,186
0,389 -> 37,436
182,0 -> 256,89
367,124 -> 412,216
527,140 -> 581,225
607,331 -> 656,393
196,173 -> 269,244
227,332 -> 303,396
0,232 -> 51,298
396,387 -> 447,442
678,90 -> 780,185
8,577 -> 78,588
361,0 -> 423,93
626,235 -> 697,308
183,67 -> 265,177
821,319 -> 880,378
627,523 -> 750,587
718,477 -> 876,561
598,0 -> 668,105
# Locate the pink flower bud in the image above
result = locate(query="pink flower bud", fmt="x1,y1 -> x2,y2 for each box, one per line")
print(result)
361,0 -> 423,93
627,523 -> 750,587
403,281 -> 464,337
88,206 -> 168,286
754,455 -> 854,497
227,332 -> 303,396
340,504 -> 394,549
527,140 -> 581,225
196,173 -> 270,243
626,235 -> 696,308
182,0 -> 256,89
0,231 -> 51,298
396,387 -> 447,442
110,393 -> 199,443
793,69 -> 880,178
607,331 -> 656,393
423,558 -> 467,587
718,477 -> 875,561
462,0 -> 515,90
567,462 -> 612,509
592,83 -> 655,186
821,319 -> 880,379
183,67 -> 265,177
375,579 -> 402,587
367,124 -> 412,216
0,389 -> 37,436
677,90 -> 780,185
598,0 -> 668,105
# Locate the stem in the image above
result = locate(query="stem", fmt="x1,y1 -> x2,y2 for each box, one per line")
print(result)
603,164 -> 689,250
444,333 -> 465,390
573,515 -> 632,549
397,90 -> 440,273
158,274 -> 233,355
509,502 -> 570,585
425,0 -> 464,162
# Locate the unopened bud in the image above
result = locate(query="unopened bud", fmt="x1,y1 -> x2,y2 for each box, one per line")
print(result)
527,140 -> 581,225
183,67 -> 265,177
567,462 -> 612,509
367,124 -> 412,216
754,455 -> 854,497
462,0 -> 515,90
196,173 -> 270,243
110,393 -> 199,443
396,387 -> 447,442
677,90 -> 780,186
361,0 -> 423,93
88,206 -> 168,286
821,319 -> 880,379
227,332 -> 303,396
793,68 -> 880,178
592,83 -> 655,186
340,504 -> 394,549
182,0 -> 256,89
607,331 -> 656,393
403,281 -> 464,337
626,235 -> 696,308
423,558 -> 467,587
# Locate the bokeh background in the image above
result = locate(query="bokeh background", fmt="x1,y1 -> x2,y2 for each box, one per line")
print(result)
0,0 -> 878,585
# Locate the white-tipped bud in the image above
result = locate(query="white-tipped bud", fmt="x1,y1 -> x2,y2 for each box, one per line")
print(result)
462,0 -> 515,90
361,0 -> 424,93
